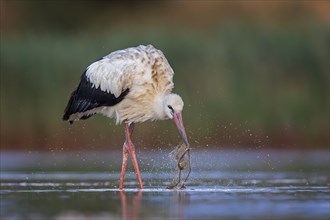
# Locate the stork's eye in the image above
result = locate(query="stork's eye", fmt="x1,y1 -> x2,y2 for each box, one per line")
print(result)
168,105 -> 174,114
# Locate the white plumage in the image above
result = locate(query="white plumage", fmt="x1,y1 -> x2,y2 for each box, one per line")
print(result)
63,44 -> 189,189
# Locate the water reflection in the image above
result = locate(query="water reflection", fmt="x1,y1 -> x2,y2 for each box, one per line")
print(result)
120,190 -> 142,220
171,191 -> 189,219
117,189 -> 192,219
1,150 -> 329,219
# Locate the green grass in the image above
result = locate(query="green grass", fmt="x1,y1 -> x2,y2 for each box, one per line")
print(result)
1,22 -> 329,149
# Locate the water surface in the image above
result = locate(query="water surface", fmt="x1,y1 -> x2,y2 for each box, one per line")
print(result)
1,149 -> 329,219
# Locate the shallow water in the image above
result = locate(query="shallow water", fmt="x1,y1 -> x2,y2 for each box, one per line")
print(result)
1,149 -> 329,219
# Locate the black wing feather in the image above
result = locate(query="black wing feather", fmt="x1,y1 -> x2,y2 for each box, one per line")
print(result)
63,71 -> 129,122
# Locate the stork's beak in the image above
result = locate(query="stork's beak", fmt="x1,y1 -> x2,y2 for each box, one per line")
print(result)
173,112 -> 189,145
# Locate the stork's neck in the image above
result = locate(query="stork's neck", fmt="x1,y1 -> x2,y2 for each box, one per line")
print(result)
153,94 -> 167,120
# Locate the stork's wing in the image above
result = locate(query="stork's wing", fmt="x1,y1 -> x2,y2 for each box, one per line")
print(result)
62,72 -> 129,122
86,45 -> 174,97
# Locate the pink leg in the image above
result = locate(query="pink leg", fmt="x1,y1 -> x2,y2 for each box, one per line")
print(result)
119,144 -> 129,189
130,147 -> 143,189
119,122 -> 143,189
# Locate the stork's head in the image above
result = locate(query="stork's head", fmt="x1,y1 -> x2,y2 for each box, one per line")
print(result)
163,94 -> 189,145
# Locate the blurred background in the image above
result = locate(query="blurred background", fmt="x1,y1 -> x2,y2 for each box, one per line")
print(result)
1,1 -> 329,151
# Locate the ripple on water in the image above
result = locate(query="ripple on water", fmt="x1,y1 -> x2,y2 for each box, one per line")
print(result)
1,150 -> 329,220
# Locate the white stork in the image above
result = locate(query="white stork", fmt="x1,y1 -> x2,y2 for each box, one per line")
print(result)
63,44 -> 189,189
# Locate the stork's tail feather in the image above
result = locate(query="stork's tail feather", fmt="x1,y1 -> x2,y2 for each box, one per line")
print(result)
62,90 -> 77,122
62,89 -> 98,123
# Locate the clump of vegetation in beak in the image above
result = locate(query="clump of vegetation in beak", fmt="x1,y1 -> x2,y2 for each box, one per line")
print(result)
167,142 -> 191,189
